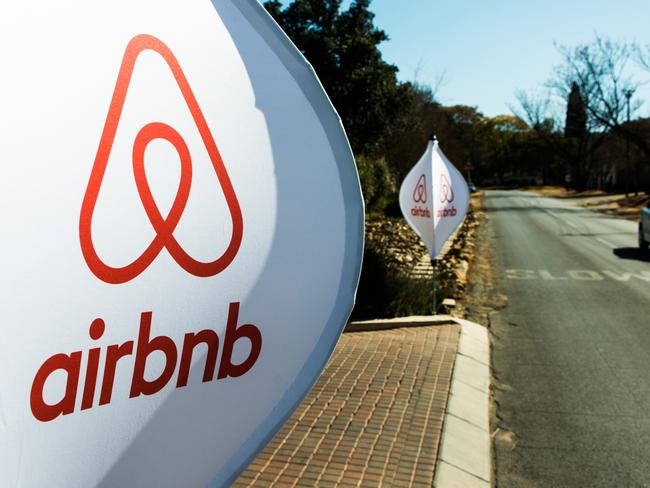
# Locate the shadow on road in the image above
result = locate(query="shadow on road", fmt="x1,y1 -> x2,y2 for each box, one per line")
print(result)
613,247 -> 650,262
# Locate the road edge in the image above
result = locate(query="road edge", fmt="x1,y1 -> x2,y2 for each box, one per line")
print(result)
434,318 -> 492,488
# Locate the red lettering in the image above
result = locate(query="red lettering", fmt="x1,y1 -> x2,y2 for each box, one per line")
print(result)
81,318 -> 105,410
410,206 -> 431,218
177,329 -> 220,387
437,206 -> 457,218
30,352 -> 82,422
130,312 -> 178,398
100,340 -> 134,405
30,303 -> 262,421
218,302 -> 262,379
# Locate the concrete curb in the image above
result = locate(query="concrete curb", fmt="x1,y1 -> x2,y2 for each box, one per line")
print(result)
345,315 -> 457,333
434,318 -> 492,488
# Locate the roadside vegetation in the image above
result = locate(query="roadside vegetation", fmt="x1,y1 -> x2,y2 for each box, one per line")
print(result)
264,0 -> 650,317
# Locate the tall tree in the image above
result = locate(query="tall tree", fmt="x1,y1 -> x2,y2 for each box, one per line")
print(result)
564,82 -> 587,139
563,82 -> 589,188
263,0 -> 406,157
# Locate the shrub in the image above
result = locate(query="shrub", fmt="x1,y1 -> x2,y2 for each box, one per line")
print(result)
356,155 -> 396,213
351,243 -> 450,321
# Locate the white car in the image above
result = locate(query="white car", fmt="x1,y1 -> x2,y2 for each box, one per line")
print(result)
640,204 -> 650,250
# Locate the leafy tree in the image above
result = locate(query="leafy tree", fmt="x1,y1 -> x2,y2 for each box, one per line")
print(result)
355,155 -> 395,212
263,0 -> 407,158
510,90 -> 568,185
474,115 -> 530,184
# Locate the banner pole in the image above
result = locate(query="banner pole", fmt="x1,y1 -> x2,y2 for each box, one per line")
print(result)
431,135 -> 437,315
431,258 -> 437,314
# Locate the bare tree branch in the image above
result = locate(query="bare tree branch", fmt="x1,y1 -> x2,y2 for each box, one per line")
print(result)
551,35 -> 639,132
635,43 -> 650,72
510,89 -> 552,129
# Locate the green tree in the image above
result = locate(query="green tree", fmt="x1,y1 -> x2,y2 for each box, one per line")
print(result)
263,0 -> 407,158
474,115 -> 530,184
564,82 -> 587,139
564,82 -> 588,189
355,155 -> 395,212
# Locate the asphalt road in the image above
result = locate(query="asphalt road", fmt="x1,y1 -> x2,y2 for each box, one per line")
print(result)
487,190 -> 650,488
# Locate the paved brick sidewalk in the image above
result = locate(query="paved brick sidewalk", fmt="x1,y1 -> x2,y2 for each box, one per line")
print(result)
233,324 -> 460,487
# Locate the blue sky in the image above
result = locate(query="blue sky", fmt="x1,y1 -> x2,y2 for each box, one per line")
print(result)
367,0 -> 650,117
276,0 -> 650,118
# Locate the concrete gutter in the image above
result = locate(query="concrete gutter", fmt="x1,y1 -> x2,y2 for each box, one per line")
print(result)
346,315 -> 492,487
435,318 -> 492,488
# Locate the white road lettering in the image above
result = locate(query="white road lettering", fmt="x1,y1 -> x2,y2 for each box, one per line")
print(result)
601,270 -> 650,282
505,269 -> 538,279
504,269 -> 650,281
567,270 -> 604,281
539,270 -> 568,280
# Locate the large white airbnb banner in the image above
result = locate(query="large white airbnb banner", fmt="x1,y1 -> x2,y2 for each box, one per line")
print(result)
0,2 -> 363,487
399,140 -> 469,259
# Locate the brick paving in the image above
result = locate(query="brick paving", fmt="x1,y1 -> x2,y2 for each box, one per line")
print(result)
233,324 -> 460,487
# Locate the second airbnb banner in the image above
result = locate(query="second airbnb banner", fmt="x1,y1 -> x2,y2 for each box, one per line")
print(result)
399,139 -> 470,259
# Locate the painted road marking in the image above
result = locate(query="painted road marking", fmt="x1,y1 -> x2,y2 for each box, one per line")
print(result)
567,270 -> 604,281
538,270 -> 567,280
505,269 -> 650,281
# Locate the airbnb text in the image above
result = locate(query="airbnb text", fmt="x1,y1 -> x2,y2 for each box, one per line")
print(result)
437,207 -> 457,218
411,206 -> 431,218
30,302 -> 262,422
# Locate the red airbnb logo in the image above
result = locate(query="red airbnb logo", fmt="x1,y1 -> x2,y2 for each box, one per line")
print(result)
79,34 -> 243,284
413,174 -> 427,203
440,174 -> 454,203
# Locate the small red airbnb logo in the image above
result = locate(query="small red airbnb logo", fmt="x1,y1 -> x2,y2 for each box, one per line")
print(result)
79,34 -> 243,284
413,174 -> 427,203
440,174 -> 454,203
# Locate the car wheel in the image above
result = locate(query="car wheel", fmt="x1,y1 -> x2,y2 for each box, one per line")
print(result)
640,224 -> 649,251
